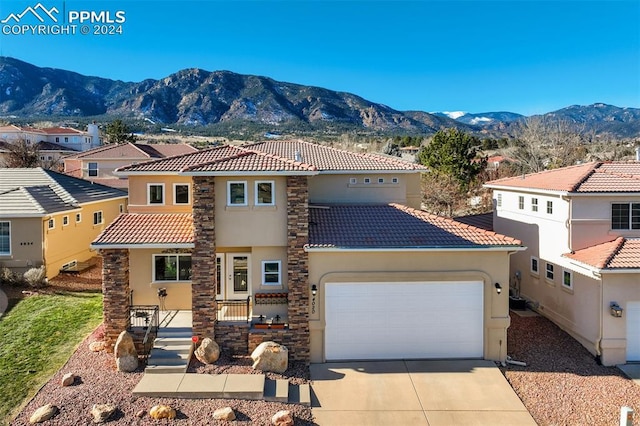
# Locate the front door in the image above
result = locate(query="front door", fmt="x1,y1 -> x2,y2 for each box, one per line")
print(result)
226,253 -> 250,300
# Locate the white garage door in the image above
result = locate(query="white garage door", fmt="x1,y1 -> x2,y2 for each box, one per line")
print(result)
627,302 -> 640,361
325,281 -> 484,360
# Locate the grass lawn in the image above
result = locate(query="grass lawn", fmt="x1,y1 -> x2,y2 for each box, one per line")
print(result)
0,291 -> 103,425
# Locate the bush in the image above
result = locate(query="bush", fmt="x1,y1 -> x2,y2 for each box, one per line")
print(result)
0,267 -> 18,286
23,266 -> 47,288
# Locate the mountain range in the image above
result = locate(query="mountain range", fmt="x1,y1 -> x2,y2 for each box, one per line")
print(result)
0,56 -> 638,138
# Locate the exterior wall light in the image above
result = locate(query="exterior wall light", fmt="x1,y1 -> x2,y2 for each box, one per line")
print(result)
495,283 -> 502,294
311,284 -> 318,296
610,302 -> 623,317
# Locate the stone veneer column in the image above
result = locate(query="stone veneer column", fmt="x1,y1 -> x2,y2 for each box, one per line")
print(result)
286,175 -> 310,362
191,176 -> 217,339
100,248 -> 130,352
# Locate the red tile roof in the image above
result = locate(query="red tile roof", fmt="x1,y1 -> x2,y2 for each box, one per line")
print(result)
564,237 -> 640,270
92,213 -> 193,246
308,203 -> 520,249
40,127 -> 85,135
486,161 -> 640,193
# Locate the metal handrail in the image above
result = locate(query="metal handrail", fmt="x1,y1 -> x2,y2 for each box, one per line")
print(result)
128,305 -> 159,357
216,296 -> 251,323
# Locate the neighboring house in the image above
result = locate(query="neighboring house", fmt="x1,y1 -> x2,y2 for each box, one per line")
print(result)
0,123 -> 101,152
486,161 -> 640,366
0,168 -> 127,280
0,140 -> 78,169
63,142 -> 198,189
92,140 -> 523,363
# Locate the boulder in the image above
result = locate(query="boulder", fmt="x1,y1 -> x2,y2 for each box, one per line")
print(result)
61,372 -> 75,386
29,404 -> 58,424
116,354 -> 138,372
149,405 -> 176,420
91,404 -> 117,423
89,341 -> 106,352
194,338 -> 220,364
114,331 -> 137,358
272,410 -> 294,426
213,406 -> 236,421
251,341 -> 288,373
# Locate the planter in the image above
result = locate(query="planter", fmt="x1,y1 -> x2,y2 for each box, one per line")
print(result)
254,292 -> 288,305
254,323 -> 270,329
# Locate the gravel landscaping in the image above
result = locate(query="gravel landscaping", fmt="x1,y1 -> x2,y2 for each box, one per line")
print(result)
502,311 -> 640,426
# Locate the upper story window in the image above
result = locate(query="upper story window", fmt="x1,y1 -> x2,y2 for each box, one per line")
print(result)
148,184 -> 164,205
255,181 -> 274,206
227,181 -> 247,206
153,254 -> 192,282
62,216 -> 69,226
518,196 -> 524,210
119,204 -> 124,213
48,218 -> 55,229
531,256 -> 539,275
75,213 -> 82,223
174,184 -> 190,205
531,198 -> 538,212
378,178 -> 385,184
497,193 -> 502,207
391,177 -> 399,184
546,201 -> 553,214
546,263 -> 554,281
612,203 -> 640,230
349,178 -> 357,184
64,137 -> 69,143
93,211 -> 103,225
55,137 -> 59,143
261,260 -> 281,286
0,221 -> 10,255
364,178 -> 371,184
88,162 -> 98,177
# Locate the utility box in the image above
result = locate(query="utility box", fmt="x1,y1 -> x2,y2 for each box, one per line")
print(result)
620,406 -> 633,426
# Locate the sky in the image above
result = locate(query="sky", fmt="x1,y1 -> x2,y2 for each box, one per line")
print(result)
0,0 -> 638,116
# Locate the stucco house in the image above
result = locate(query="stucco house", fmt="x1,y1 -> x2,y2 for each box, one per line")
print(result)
92,140 -> 522,363
0,124 -> 101,151
63,142 -> 198,189
486,161 -> 640,366
0,140 -> 78,169
0,168 -> 127,280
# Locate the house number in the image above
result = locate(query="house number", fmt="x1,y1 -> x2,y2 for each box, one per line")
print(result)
311,296 -> 316,315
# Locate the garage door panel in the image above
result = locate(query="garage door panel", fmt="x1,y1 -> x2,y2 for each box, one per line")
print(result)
627,302 -> 640,361
325,281 -> 483,360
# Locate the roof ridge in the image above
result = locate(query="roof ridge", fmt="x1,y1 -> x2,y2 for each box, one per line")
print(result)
599,237 -> 626,268
129,143 -> 155,158
21,186 -> 47,214
570,162 -> 602,191
180,147 -> 255,172
488,161 -> 599,184
71,143 -> 125,159
117,144 -> 236,172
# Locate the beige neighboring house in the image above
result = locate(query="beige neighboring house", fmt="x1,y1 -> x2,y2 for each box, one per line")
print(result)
0,124 -> 101,151
92,140 -> 523,363
63,142 -> 198,189
486,161 -> 640,366
0,140 -> 79,169
0,168 -> 127,280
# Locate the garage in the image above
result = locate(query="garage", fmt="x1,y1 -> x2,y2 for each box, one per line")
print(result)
626,301 -> 640,361
324,281 -> 484,360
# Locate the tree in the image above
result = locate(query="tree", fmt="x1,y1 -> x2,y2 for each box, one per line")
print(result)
3,139 -> 40,168
105,119 -> 136,144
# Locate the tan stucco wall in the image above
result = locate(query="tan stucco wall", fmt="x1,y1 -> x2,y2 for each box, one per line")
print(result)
0,217 -> 43,274
127,175 -> 194,213
307,250 -> 512,363
602,273 -> 640,365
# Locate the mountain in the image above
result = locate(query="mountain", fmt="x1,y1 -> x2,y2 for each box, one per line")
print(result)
0,57 -> 637,138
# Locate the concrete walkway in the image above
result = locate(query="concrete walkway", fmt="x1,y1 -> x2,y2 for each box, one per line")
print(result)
310,360 -> 536,426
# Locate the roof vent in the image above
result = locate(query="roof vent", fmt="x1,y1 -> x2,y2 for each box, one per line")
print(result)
294,150 -> 303,162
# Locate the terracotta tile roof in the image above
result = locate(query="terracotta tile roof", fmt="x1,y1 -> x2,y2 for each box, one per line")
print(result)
308,203 -> 520,249
40,127 -> 85,135
93,213 -> 193,246
149,144 -> 199,157
116,145 -> 248,172
183,150 -> 318,173
564,237 -> 640,270
486,161 -> 640,193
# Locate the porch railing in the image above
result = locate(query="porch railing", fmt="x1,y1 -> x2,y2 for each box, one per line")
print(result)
128,305 -> 159,357
216,297 -> 251,323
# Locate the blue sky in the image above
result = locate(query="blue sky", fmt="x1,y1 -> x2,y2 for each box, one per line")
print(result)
0,0 -> 638,115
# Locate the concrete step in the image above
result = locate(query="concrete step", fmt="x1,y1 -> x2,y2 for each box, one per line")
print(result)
287,383 -> 311,406
264,379 -> 289,403
132,373 -> 266,399
156,327 -> 193,338
149,348 -> 192,360
144,364 -> 189,374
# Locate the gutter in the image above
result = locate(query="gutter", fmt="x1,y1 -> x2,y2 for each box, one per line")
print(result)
90,243 -> 194,250
305,246 -> 527,253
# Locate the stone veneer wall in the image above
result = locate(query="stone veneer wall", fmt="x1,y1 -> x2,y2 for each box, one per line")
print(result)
215,323 -> 250,355
191,176 -> 217,339
286,176 -> 310,362
100,248 -> 130,352
248,329 -> 289,354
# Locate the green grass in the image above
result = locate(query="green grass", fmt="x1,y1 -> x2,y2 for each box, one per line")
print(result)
0,292 -> 103,425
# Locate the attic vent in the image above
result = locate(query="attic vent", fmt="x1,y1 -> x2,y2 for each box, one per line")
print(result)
294,150 -> 303,162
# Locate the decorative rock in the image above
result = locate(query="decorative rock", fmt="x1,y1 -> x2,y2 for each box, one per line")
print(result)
91,404 -> 117,423
135,409 -> 146,418
114,330 -> 138,372
29,404 -> 58,423
194,337 -> 220,364
89,341 -> 106,352
251,341 -> 288,373
213,406 -> 236,421
149,405 -> 176,420
271,410 -> 293,426
116,355 -> 138,372
61,372 -> 75,386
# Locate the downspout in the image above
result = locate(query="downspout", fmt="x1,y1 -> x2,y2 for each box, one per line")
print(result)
563,195 -> 572,254
595,270 -> 603,362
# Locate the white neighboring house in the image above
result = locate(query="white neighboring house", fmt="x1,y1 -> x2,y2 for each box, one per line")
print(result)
486,161 -> 640,366
0,123 -> 101,152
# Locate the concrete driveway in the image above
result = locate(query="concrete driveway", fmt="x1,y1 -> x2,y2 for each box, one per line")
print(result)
310,360 -> 536,425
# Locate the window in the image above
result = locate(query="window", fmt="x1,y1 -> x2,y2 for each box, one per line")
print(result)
262,261 -> 281,286
546,263 -> 554,281
62,216 -> 69,226
255,181 -> 274,205
75,213 -> 81,223
497,193 -> 502,207
119,204 -> 124,213
0,222 -> 10,255
364,178 -> 371,184
48,218 -> 55,229
88,162 -> 98,177
227,181 -> 247,206
547,201 -> 553,214
563,270 -> 573,289
148,184 -> 164,205
64,137 -> 69,143
93,211 -> 103,225
531,256 -> 539,274
391,177 -> 399,184
174,184 -> 190,205
153,254 -> 192,282
55,137 -> 59,143
349,177 -> 357,184
518,196 -> 524,210
612,203 -> 640,230
378,178 -> 384,184
531,198 -> 538,212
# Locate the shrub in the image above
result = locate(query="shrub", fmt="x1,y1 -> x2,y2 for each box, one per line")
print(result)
23,266 -> 47,288
0,267 -> 18,286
